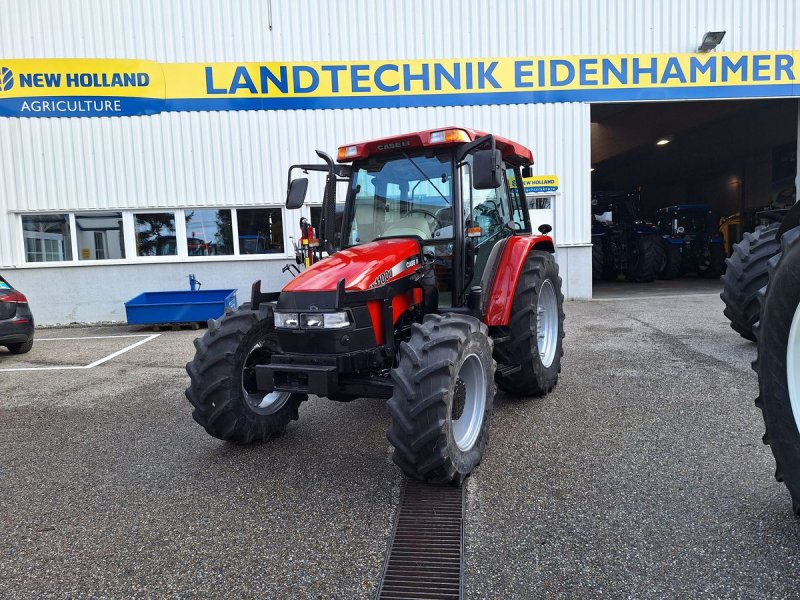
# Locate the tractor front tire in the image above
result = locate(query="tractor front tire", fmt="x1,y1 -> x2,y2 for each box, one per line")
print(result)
185,304 -> 307,444
754,225 -> 800,516
494,250 -> 565,396
387,313 -> 495,485
658,241 -> 682,280
624,233 -> 658,282
721,223 -> 782,341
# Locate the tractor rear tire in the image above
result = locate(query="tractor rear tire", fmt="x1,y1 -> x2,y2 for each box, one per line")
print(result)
721,223 -> 782,341
624,233 -> 658,282
494,250 -> 565,397
754,225 -> 800,516
185,304 -> 307,443
387,313 -> 495,485
658,241 -> 682,280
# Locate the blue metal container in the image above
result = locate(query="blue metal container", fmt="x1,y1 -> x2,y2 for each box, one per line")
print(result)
125,288 -> 237,325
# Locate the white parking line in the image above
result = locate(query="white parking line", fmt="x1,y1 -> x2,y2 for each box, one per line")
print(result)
0,334 -> 161,372
36,334 -> 155,342
591,292 -> 721,302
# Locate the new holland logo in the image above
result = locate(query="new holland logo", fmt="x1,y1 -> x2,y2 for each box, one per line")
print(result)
0,67 -> 13,92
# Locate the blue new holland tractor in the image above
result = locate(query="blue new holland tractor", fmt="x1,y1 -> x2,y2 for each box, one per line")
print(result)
654,204 -> 726,279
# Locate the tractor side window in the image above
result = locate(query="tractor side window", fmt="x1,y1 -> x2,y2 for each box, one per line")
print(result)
506,167 -> 529,233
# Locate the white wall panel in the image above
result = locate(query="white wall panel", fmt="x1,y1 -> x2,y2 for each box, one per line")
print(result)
1,0 -> 799,273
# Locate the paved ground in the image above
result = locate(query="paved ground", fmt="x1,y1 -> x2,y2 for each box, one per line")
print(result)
1,283 -> 798,598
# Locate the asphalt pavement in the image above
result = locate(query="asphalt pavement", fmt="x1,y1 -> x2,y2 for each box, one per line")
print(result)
1,284 -> 798,598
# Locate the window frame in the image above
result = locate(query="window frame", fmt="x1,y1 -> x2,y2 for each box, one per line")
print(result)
11,205 -> 294,268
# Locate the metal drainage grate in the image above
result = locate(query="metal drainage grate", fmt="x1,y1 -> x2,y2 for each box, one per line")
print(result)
376,480 -> 464,600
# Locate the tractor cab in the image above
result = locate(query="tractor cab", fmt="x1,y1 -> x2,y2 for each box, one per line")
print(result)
282,127 -> 540,310
186,127 -> 565,485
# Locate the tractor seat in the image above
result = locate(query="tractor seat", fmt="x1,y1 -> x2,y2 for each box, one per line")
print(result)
382,214 -> 432,239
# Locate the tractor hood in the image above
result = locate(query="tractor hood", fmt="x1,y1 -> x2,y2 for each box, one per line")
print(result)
282,238 -> 422,293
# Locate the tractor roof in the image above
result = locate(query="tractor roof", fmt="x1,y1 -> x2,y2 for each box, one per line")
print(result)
336,127 -> 534,166
657,204 -> 712,214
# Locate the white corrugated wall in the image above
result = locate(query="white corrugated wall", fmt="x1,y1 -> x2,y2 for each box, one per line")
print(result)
1,0 -> 799,270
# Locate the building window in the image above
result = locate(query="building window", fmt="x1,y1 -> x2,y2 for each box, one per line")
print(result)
237,208 -> 284,254
134,212 -> 177,256
185,209 -> 233,256
76,212 -> 125,260
22,214 -> 73,262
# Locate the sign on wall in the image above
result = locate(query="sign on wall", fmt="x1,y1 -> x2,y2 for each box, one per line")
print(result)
523,176 -> 559,194
1,51 -> 798,118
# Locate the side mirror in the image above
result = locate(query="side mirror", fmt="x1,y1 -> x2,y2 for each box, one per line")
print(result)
472,149 -> 502,190
521,165 -> 533,178
286,178 -> 308,209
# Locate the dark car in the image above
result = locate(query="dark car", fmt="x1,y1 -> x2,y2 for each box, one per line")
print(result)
0,275 -> 34,354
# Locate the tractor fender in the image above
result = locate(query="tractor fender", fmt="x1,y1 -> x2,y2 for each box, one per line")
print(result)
484,235 -> 555,326
778,200 -> 800,240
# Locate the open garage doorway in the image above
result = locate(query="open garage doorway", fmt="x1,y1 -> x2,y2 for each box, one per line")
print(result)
590,99 -> 798,297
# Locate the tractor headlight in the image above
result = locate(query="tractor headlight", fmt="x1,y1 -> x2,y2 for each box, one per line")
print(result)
300,313 -> 324,328
275,311 -> 350,329
274,312 -> 299,328
320,311 -> 350,329
298,311 -> 351,329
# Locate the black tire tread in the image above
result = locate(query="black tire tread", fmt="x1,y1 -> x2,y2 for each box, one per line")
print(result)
185,305 -> 306,444
659,240 -> 682,280
6,337 -> 33,354
721,223 -> 782,341
753,224 -> 800,516
494,250 -> 565,397
624,233 -> 658,282
387,313 -> 495,485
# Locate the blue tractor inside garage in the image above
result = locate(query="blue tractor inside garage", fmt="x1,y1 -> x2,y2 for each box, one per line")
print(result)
654,204 -> 726,279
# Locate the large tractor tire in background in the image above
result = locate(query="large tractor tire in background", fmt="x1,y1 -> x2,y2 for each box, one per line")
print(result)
387,313 -> 495,485
657,240 -> 682,280
185,304 -> 308,443
624,233 -> 658,282
721,223 -> 782,341
494,250 -> 565,396
754,225 -> 800,516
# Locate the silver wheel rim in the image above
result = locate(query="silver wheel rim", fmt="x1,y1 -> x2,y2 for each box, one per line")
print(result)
537,279 -> 559,368
242,341 -> 291,415
788,301 -> 800,435
452,353 -> 487,452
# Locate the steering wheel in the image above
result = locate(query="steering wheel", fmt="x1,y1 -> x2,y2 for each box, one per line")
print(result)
407,209 -> 443,228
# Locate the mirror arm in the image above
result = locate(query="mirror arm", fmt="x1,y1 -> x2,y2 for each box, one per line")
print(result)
455,134 -> 495,163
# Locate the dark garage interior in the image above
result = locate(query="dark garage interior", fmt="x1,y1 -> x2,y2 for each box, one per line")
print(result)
590,99 -> 798,288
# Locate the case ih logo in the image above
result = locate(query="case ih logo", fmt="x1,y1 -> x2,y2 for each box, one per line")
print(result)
0,67 -> 14,92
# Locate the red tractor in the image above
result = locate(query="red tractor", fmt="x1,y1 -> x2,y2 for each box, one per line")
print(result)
185,127 -> 565,484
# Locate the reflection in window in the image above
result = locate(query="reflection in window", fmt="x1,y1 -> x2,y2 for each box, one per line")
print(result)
76,212 -> 125,260
22,214 -> 72,262
185,209 -> 233,256
237,208 -> 284,254
135,212 -> 177,256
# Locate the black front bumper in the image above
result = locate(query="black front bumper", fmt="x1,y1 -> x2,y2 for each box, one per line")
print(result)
254,349 -> 394,399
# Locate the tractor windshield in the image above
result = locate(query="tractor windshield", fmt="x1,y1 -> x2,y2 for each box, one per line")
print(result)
343,152 -> 454,245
